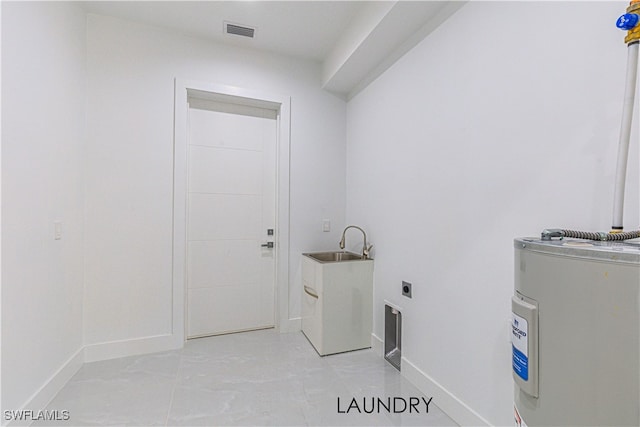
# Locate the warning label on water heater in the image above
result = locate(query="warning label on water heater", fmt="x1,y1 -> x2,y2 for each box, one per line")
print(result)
512,312 -> 528,381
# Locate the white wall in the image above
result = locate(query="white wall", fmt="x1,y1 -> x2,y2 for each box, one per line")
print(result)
83,15 -> 346,349
345,1 -> 638,425
1,1 -> 86,415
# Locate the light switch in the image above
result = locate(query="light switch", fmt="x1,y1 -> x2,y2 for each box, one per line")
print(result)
54,221 -> 62,240
322,219 -> 331,232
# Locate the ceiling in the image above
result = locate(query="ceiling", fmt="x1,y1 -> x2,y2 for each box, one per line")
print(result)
80,1 -> 464,98
81,1 -> 370,62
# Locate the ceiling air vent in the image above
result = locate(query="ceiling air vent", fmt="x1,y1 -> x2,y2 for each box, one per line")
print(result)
224,22 -> 255,39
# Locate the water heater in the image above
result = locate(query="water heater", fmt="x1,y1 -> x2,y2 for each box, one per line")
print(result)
513,237 -> 640,426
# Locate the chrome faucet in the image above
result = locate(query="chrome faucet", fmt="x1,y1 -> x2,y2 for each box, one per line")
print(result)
339,225 -> 373,259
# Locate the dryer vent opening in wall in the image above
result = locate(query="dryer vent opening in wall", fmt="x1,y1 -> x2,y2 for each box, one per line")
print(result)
224,22 -> 255,38
385,304 -> 402,371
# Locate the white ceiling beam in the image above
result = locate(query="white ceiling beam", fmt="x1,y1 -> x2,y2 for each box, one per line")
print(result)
322,1 -> 467,100
322,2 -> 396,91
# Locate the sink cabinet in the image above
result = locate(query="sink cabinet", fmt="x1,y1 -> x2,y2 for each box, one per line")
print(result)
301,252 -> 374,355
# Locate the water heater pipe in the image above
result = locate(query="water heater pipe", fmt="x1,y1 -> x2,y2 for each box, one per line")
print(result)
541,228 -> 640,241
540,7 -> 640,242
612,41 -> 639,230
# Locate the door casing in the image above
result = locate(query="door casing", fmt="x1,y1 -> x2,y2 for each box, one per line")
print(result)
172,79 -> 291,345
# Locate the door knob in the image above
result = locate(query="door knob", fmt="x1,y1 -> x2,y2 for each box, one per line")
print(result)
261,242 -> 274,248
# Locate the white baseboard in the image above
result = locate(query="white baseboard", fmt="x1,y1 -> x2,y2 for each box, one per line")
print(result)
6,347 -> 84,427
401,356 -> 490,427
371,333 -> 384,357
278,317 -> 301,334
84,334 -> 181,363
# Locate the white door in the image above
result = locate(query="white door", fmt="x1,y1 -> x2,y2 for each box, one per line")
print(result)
186,100 -> 277,338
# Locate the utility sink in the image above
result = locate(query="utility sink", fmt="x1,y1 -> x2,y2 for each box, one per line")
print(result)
301,251 -> 373,355
303,251 -> 365,263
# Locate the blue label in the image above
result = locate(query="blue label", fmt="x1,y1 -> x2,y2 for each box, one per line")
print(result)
512,345 -> 528,381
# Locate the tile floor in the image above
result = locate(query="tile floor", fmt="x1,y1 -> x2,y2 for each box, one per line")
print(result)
36,329 -> 458,426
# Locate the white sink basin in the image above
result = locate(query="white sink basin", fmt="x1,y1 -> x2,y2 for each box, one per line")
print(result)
300,252 -> 373,355
303,251 -> 365,263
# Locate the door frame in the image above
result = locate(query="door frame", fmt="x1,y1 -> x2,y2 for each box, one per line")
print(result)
172,79 -> 291,345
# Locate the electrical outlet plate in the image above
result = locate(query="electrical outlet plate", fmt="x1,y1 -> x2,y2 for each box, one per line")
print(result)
402,281 -> 412,298
54,221 -> 62,240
